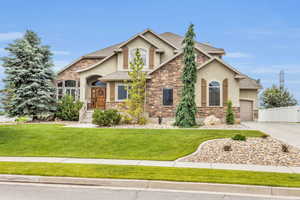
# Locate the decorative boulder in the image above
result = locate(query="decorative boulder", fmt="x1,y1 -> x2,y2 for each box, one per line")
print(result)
203,115 -> 221,126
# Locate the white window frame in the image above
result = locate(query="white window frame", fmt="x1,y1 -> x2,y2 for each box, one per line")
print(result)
129,48 -> 149,69
56,80 -> 80,101
208,80 -> 222,107
115,83 -> 129,102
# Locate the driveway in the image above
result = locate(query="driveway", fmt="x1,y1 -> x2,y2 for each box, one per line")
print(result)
243,122 -> 300,148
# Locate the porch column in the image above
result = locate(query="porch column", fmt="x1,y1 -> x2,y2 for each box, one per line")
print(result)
80,75 -> 86,102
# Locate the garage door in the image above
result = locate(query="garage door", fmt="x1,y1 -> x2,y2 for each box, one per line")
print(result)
240,100 -> 253,121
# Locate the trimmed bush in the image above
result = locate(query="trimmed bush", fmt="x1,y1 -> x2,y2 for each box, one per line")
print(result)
231,134 -> 246,141
56,95 -> 83,121
92,109 -> 121,127
226,100 -> 235,125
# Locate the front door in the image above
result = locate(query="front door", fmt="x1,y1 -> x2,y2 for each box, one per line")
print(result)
91,87 -> 106,109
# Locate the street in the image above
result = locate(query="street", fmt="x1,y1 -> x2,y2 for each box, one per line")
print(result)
0,182 -> 298,200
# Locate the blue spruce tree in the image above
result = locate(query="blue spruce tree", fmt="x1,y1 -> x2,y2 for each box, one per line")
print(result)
175,24 -> 197,127
1,30 -> 56,120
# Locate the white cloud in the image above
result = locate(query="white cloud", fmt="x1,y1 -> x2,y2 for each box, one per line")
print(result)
226,52 -> 253,58
52,50 -> 70,56
0,32 -> 23,41
53,60 -> 70,72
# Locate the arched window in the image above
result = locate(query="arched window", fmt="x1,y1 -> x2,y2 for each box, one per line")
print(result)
91,80 -> 107,87
209,81 -> 220,106
129,48 -> 147,67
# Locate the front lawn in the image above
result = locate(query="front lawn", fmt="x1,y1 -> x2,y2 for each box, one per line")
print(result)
0,124 -> 263,160
1,162 -> 300,188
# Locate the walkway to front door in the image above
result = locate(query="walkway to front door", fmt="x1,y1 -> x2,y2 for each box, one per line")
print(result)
91,87 -> 106,109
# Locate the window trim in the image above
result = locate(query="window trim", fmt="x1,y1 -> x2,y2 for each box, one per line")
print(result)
115,83 -> 129,102
162,88 -> 173,106
128,47 -> 149,69
208,80 -> 222,107
56,80 -> 80,101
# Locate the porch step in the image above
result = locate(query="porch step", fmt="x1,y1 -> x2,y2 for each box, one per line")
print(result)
80,110 -> 94,123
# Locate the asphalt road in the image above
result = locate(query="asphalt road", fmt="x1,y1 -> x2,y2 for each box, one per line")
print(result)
0,182 -> 298,200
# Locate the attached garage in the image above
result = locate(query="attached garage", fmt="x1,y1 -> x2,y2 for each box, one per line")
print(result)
240,100 -> 253,121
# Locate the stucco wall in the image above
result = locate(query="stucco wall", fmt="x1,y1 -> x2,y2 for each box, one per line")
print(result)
196,60 -> 240,107
79,55 -> 117,101
240,89 -> 259,109
117,37 -> 156,71
143,32 -> 175,63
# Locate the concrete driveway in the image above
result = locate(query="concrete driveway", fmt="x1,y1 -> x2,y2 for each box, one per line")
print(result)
243,122 -> 300,148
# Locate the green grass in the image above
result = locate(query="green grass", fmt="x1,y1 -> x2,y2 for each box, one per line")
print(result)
0,124 -> 263,160
1,162 -> 300,188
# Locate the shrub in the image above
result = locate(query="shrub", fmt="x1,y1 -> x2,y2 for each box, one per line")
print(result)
231,134 -> 246,141
226,100 -> 235,125
92,109 -> 121,127
15,116 -> 30,123
56,95 -> 83,121
0,111 -> 5,116
223,145 -> 232,151
138,116 -> 147,125
121,114 -> 133,124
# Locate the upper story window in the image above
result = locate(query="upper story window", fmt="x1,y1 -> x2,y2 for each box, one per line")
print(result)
209,81 -> 220,106
129,48 -> 147,68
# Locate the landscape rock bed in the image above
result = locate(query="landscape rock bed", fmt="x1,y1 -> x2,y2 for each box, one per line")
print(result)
181,137 -> 300,167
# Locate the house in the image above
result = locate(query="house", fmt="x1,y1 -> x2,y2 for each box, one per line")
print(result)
56,29 -> 261,122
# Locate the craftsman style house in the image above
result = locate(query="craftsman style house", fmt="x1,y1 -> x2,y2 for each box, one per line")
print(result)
56,29 -> 261,122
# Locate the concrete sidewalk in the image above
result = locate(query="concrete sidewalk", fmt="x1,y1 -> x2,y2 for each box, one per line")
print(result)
1,156 -> 300,174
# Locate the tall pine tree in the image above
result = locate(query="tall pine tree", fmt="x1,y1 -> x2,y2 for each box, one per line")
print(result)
175,24 -> 197,127
1,30 -> 56,120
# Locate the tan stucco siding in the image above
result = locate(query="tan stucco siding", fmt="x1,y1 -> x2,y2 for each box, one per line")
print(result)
79,55 -> 117,101
240,89 -> 259,109
143,32 -> 175,63
196,60 -> 240,107
117,37 -> 155,71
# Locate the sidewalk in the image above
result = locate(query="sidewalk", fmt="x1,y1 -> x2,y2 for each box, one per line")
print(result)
0,156 -> 299,174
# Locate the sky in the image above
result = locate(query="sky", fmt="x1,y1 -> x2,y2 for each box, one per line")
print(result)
0,0 -> 300,103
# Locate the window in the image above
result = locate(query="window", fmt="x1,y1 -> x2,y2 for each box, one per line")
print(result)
117,84 -> 129,101
209,81 -> 220,106
56,80 -> 80,101
163,88 -> 173,106
129,48 -> 147,67
91,80 -> 106,87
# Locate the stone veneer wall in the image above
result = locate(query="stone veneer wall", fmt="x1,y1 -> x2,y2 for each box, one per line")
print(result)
146,52 -> 210,118
197,107 -> 240,122
57,58 -> 102,81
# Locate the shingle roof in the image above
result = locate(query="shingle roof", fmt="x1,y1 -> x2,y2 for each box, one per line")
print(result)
99,71 -> 150,81
239,78 -> 262,89
159,32 -> 225,53
82,31 -> 224,58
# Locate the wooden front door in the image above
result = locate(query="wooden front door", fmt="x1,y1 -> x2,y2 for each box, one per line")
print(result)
91,87 -> 106,109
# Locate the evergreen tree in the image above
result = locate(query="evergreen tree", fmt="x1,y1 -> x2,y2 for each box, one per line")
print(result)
175,24 -> 197,127
1,30 -> 56,120
125,49 -> 147,124
226,100 -> 235,125
261,85 -> 297,108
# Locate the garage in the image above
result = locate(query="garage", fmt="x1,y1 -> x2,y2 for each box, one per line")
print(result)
240,100 -> 253,121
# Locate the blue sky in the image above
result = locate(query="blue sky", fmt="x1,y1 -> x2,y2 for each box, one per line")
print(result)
1,0 -> 300,103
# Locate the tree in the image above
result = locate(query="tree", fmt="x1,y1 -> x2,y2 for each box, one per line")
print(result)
261,85 -> 297,108
226,100 -> 235,124
125,49 -> 147,124
1,30 -> 56,120
175,24 -> 197,127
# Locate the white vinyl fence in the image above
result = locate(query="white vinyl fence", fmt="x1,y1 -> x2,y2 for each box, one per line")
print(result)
258,106 -> 300,122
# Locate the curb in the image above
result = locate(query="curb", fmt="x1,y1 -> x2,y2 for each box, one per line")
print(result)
0,174 -> 299,198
